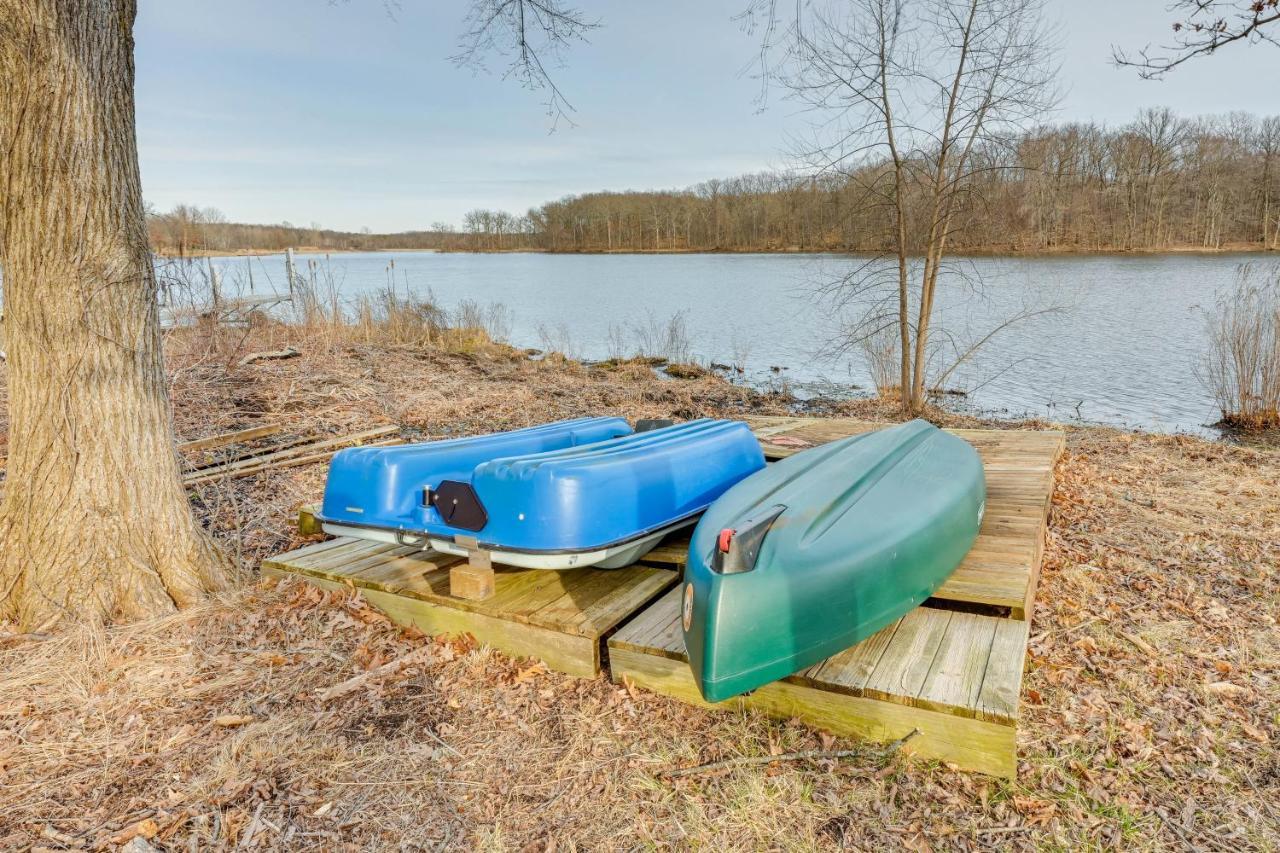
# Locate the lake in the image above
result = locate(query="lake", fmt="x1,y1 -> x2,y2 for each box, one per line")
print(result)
176,250 -> 1271,435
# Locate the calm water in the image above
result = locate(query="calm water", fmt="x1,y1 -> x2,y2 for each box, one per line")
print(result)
183,250 -> 1271,435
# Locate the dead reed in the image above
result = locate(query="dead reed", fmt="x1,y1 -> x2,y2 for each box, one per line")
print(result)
1200,264 -> 1280,430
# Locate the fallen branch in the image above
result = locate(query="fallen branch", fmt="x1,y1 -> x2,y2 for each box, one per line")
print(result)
0,631 -> 53,648
661,728 -> 921,778
317,645 -> 438,702
238,346 -> 300,367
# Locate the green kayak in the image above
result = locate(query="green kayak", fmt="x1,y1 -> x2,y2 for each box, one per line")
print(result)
681,419 -> 986,702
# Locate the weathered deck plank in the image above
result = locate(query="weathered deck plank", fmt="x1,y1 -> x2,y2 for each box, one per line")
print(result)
608,588 -> 1027,777
263,541 -> 678,677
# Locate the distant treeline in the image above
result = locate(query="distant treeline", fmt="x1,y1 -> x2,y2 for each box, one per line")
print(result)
146,206 -> 452,254
151,108 -> 1280,256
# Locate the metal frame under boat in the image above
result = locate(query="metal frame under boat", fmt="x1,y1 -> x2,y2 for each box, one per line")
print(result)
319,517 -> 696,571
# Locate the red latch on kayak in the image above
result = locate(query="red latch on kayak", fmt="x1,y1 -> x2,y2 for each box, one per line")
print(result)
710,505 -> 786,575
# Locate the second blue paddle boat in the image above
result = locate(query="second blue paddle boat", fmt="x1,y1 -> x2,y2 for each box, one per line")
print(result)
317,416 -> 765,569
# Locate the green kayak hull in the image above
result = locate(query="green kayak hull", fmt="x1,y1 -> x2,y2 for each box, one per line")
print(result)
681,419 -> 986,703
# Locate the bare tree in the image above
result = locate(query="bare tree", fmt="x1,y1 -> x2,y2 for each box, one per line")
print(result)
780,0 -> 1057,414
0,0 -> 595,630
1115,0 -> 1280,77
452,0 -> 599,128
0,1 -> 232,628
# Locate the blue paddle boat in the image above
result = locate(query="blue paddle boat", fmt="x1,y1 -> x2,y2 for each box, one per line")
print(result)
317,417 -> 766,569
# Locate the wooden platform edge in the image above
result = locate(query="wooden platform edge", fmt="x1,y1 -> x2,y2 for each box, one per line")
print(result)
264,566 -> 602,678
608,646 -> 1016,778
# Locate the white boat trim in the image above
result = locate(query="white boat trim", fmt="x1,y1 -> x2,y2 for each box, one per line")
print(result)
319,519 -> 692,571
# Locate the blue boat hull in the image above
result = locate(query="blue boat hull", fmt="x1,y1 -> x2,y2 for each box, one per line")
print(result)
317,417 -> 766,569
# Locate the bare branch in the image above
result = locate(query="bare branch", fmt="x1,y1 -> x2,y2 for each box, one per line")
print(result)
1114,0 -> 1280,78
451,0 -> 600,129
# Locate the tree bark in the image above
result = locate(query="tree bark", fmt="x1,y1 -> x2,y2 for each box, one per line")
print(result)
0,0 -> 230,628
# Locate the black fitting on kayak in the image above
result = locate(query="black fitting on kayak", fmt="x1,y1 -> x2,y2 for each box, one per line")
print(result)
712,504 -> 786,575
427,480 -> 489,532
635,418 -> 675,433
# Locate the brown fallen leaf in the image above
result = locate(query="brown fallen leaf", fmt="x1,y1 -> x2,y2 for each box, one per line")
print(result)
1240,722 -> 1269,743
1204,681 -> 1247,699
213,714 -> 256,727
767,435 -> 814,448
515,662 -> 547,684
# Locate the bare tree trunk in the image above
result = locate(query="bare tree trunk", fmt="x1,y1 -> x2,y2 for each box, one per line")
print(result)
875,6 -> 913,414
0,0 -> 230,629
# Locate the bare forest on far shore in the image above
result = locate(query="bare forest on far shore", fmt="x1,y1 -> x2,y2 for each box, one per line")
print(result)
151,108 -> 1280,258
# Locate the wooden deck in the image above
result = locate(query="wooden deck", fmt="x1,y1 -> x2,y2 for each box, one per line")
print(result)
267,415 -> 1063,776
610,589 -> 1027,777
262,539 -> 676,678
610,416 -> 1064,778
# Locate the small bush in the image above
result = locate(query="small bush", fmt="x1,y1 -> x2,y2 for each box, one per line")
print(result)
860,322 -> 903,401
1200,264 -> 1280,430
665,362 -> 709,379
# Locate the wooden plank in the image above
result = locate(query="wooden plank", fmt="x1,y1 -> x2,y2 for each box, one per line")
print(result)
266,536 -> 676,677
915,614 -> 998,718
610,591 -> 1018,723
266,568 -> 600,677
354,550 -> 463,589
537,566 -> 676,634
637,536 -> 690,567
274,539 -> 387,572
608,646 -> 1016,778
607,587 -> 1025,776
577,568 -> 678,634
862,608 -> 954,703
261,536 -> 353,568
188,438 -> 404,485
178,422 -> 283,453
608,587 -> 685,657
297,503 -> 324,536
186,426 -> 399,483
976,619 -> 1030,724
188,432 -> 324,472
804,620 -> 901,689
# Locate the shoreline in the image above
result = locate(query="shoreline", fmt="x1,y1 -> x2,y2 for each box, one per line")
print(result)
161,243 -> 1278,260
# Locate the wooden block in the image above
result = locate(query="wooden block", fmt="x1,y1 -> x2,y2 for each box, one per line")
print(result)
451,556 -> 495,600
297,503 -> 324,537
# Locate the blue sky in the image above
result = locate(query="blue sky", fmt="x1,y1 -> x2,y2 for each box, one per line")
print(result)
135,1 -> 1280,232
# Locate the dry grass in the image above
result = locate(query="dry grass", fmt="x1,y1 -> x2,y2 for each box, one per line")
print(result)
1200,264 -> 1280,430
0,329 -> 1278,850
